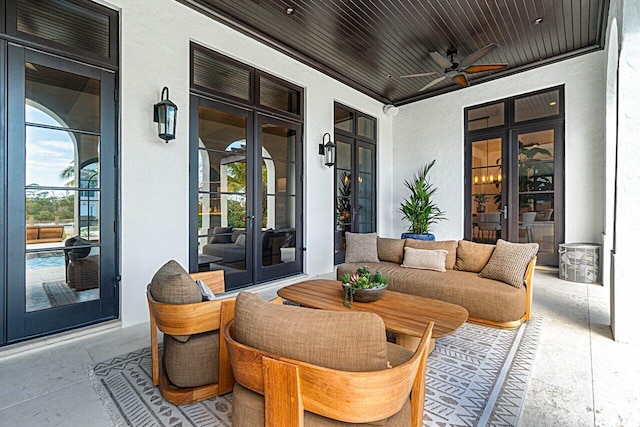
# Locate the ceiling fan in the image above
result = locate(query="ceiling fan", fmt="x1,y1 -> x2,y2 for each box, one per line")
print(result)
400,43 -> 508,92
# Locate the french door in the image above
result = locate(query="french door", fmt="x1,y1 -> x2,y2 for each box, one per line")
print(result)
190,97 -> 302,290
466,122 -> 564,265
334,136 -> 377,263
333,103 -> 377,264
3,47 -> 117,343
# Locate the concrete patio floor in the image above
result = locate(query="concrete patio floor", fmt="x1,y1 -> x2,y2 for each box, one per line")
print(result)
0,268 -> 638,426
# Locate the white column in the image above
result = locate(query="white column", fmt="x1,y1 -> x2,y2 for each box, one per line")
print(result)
611,0 -> 640,344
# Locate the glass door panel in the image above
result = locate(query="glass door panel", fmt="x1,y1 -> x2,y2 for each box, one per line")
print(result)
257,116 -> 301,282
471,137 -> 504,243
334,140 -> 352,263
356,143 -> 375,233
196,104 -> 252,289
512,127 -> 561,264
7,47 -> 116,342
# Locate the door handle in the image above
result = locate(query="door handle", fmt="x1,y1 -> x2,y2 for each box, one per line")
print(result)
500,206 -> 508,220
245,213 -> 255,227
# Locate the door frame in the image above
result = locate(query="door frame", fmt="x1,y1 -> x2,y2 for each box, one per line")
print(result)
507,121 -> 565,265
0,39 -> 6,344
254,113 -> 303,283
5,46 -> 118,343
189,96 -> 255,290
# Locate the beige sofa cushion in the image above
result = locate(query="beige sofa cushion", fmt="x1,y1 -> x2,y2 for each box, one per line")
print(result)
345,232 -> 380,263
479,239 -> 539,288
377,237 -> 405,264
336,262 -> 527,323
234,292 -> 388,371
404,239 -> 458,270
455,240 -> 496,273
401,247 -> 447,272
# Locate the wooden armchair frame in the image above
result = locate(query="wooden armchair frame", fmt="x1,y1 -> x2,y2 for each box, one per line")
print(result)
147,270 -> 235,405
224,318 -> 434,426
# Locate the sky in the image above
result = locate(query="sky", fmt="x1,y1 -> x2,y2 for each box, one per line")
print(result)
26,105 -> 76,188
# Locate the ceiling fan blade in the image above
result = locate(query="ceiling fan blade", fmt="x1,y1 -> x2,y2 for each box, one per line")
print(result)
463,64 -> 508,73
452,74 -> 469,88
459,43 -> 498,68
429,51 -> 453,69
399,72 -> 439,78
419,76 -> 447,91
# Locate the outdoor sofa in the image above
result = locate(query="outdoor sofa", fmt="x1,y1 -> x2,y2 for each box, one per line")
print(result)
337,236 -> 538,328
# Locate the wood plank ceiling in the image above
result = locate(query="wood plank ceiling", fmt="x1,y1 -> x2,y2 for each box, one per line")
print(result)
181,0 -> 609,106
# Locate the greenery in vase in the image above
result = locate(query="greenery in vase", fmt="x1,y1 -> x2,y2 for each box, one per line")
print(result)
341,266 -> 389,307
399,160 -> 446,235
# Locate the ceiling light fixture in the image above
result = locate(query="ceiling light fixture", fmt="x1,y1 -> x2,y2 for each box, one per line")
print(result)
533,17 -> 544,25
284,6 -> 295,15
383,104 -> 399,117
549,101 -> 557,106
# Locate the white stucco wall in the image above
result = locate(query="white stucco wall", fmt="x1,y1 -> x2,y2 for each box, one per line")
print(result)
392,52 -> 606,246
97,0 -> 393,327
610,0 -> 640,345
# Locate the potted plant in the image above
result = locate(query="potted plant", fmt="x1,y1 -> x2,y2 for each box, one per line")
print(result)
399,160 -> 446,241
474,193 -> 487,213
340,266 -> 389,308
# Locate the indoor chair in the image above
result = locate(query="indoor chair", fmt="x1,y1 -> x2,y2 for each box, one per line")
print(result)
519,212 -> 537,242
225,291 -> 434,426
478,212 -> 502,243
147,262 -> 235,405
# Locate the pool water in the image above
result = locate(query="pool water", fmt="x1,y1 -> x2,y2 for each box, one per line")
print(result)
26,255 -> 65,270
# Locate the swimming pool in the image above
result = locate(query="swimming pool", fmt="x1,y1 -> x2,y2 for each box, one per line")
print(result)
26,254 -> 65,270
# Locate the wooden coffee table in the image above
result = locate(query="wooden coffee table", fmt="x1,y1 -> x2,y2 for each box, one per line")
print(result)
277,279 -> 468,353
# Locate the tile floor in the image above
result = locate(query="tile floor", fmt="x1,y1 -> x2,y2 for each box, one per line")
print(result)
0,268 -> 639,426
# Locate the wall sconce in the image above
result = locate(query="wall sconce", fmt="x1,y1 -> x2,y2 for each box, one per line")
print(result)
153,87 -> 178,142
319,132 -> 335,167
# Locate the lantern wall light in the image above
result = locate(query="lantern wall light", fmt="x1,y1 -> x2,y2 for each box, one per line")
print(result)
153,87 -> 178,142
318,132 -> 335,167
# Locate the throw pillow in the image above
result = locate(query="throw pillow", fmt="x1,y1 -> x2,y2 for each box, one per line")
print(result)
401,247 -> 448,272
235,234 -> 246,246
210,226 -> 233,244
148,260 -> 202,304
66,237 -> 92,261
404,239 -> 458,270
377,237 -> 405,264
233,292 -> 388,372
345,232 -> 379,263
454,240 -> 496,273
479,239 -> 539,288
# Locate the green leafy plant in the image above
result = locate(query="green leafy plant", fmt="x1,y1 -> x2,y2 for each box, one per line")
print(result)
341,266 -> 389,307
399,160 -> 446,235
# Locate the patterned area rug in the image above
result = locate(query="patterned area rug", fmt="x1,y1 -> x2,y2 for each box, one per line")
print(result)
42,281 -> 77,307
89,318 -> 541,427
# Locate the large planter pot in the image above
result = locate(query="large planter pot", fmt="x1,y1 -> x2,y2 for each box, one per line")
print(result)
342,283 -> 388,303
401,233 -> 435,241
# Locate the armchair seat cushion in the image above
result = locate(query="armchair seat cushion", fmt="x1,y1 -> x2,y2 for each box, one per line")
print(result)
163,330 -> 219,388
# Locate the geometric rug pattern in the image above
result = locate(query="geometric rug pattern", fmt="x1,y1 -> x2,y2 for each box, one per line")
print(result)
89,318 -> 541,427
42,280 -> 77,307
424,317 -> 542,426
